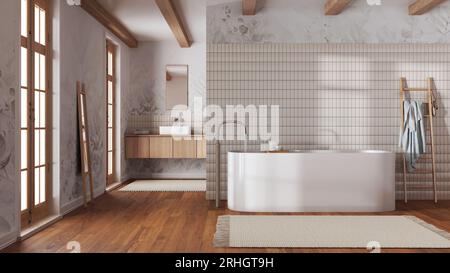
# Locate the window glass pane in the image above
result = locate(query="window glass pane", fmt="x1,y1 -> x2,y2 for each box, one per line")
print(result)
34,5 -> 40,44
108,81 -> 113,104
34,91 -> 40,128
23,1 -> 50,211
21,171 -> 28,211
34,167 -> 40,205
21,47 -> 28,87
108,105 -> 113,128
21,130 -> 28,169
34,52 -> 40,89
40,92 -> 46,128
40,130 -> 46,166
108,152 -> 113,175
40,9 -> 46,46
34,129 -> 40,166
107,43 -> 115,179
108,129 -> 113,151
21,88 -> 28,128
21,0 -> 28,37
40,167 -> 46,203
108,52 -> 113,75
40,54 -> 46,90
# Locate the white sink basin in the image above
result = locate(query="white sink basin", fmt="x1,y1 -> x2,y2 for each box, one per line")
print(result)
159,126 -> 191,136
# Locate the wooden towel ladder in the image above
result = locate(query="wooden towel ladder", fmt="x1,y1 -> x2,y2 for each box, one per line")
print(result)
400,77 -> 437,204
77,82 -> 94,206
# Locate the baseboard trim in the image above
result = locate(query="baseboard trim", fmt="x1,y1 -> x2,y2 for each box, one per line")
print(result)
0,231 -> 19,250
19,215 -> 62,241
106,178 -> 134,192
60,187 -> 106,216
132,173 -> 206,180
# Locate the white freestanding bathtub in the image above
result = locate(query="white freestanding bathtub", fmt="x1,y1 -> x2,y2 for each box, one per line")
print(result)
228,150 -> 396,212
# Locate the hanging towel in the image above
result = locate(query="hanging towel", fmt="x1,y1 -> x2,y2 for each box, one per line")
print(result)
399,100 -> 427,172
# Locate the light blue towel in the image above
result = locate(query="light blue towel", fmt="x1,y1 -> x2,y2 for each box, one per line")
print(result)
399,100 -> 427,172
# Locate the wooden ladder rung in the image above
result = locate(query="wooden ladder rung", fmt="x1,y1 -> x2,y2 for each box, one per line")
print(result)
417,158 -> 433,163
403,88 -> 429,92
408,185 -> 434,191
407,169 -> 433,174
401,176 -> 432,181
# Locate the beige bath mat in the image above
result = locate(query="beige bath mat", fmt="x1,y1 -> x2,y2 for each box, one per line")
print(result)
214,215 -> 450,249
119,180 -> 206,192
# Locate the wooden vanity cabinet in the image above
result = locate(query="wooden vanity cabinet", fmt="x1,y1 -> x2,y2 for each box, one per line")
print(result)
125,137 -> 150,158
196,139 -> 207,159
125,135 -> 206,159
149,137 -> 173,158
173,139 -> 197,158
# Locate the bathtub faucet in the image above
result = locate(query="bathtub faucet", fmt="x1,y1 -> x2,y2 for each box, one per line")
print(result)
214,120 -> 249,208
216,120 -> 249,152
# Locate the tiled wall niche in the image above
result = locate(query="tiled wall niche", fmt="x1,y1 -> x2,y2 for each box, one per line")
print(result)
206,43 -> 450,201
127,113 -> 204,135
128,114 -> 176,134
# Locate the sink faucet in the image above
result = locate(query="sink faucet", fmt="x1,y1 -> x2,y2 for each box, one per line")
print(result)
173,112 -> 185,125
214,120 -> 249,208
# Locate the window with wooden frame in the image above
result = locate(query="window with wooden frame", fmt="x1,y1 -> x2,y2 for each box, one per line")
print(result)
106,40 -> 116,186
20,0 -> 52,226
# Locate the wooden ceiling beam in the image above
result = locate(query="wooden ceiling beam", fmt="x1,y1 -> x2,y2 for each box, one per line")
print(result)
80,0 -> 138,48
243,0 -> 257,15
155,0 -> 191,48
409,0 -> 446,15
325,0 -> 353,15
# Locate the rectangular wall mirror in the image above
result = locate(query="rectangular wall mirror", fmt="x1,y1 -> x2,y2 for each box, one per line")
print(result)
166,65 -> 188,110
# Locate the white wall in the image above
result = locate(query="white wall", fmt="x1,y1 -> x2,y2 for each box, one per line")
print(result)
0,0 -> 20,249
58,1 -> 131,213
207,0 -> 450,43
127,41 -> 206,115
116,36 -> 131,185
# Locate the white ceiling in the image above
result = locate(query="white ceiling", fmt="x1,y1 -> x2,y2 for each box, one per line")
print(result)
97,0 -> 211,43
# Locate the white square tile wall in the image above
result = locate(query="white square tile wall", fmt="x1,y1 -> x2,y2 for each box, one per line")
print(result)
206,43 -> 450,201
